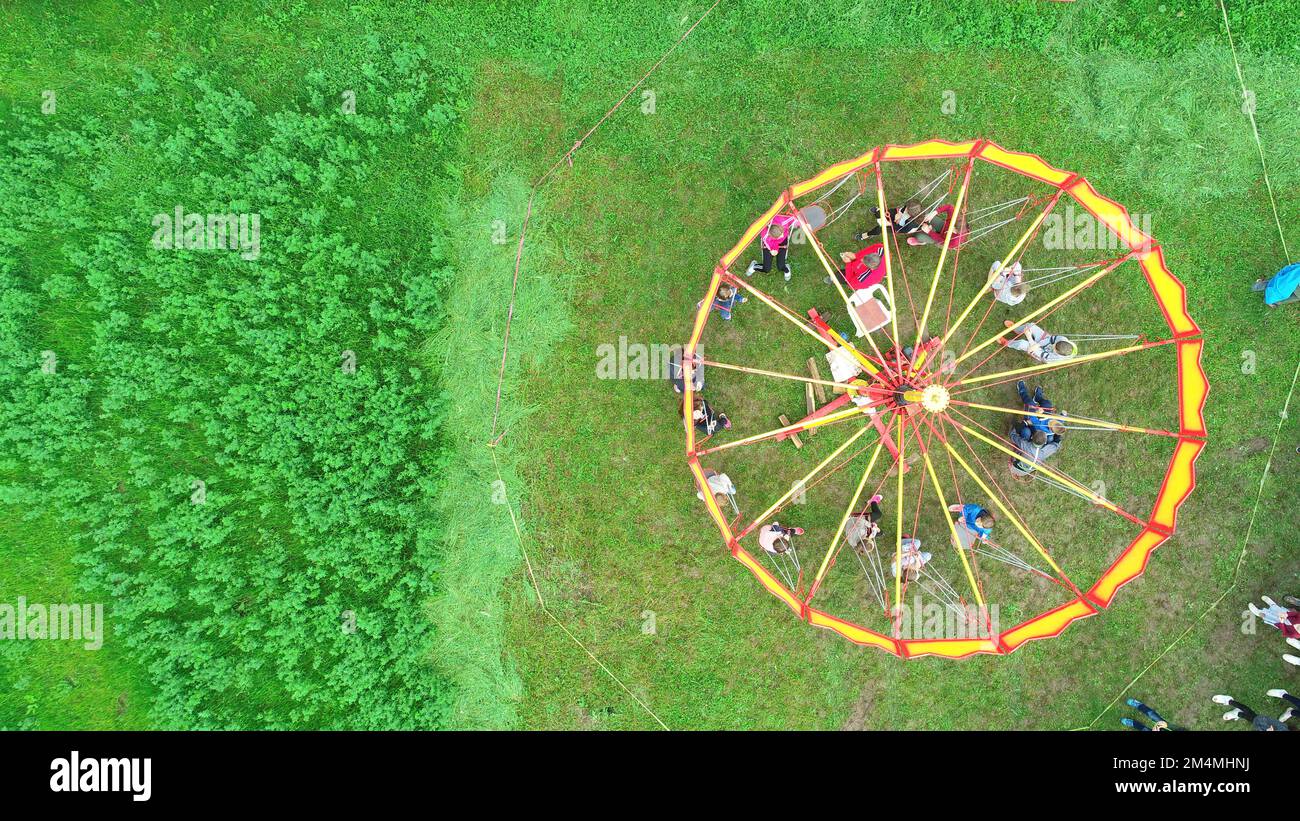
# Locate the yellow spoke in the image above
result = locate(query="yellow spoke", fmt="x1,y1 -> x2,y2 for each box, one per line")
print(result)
744,423 -> 878,539
917,443 -> 986,609
728,274 -> 837,352
892,414 -> 906,627
794,207 -> 858,325
937,427 -> 1087,601
946,416 -> 1138,523
936,194 -> 1062,354
950,253 -> 1132,370
911,158 -> 974,374
873,163 -> 903,377
950,337 -> 1178,389
696,406 -> 865,456
948,398 -> 1185,438
809,439 -> 887,593
701,359 -> 864,393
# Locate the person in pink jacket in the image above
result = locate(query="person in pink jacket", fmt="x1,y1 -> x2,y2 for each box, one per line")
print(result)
746,214 -> 797,281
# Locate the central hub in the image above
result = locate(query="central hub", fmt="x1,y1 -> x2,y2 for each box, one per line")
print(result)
920,384 -> 950,412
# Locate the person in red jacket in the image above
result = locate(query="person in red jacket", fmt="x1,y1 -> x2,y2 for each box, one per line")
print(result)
836,243 -> 887,290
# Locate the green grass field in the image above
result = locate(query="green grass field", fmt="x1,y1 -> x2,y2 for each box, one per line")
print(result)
1,0 -> 1296,731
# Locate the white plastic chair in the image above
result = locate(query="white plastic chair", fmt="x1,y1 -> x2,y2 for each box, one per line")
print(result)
848,284 -> 893,335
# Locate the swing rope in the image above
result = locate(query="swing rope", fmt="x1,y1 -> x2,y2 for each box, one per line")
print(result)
1020,261 -> 1107,291
809,170 -> 867,227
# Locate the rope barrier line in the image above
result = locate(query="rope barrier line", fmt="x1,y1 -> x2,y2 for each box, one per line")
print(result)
488,0 -> 723,442
490,429 -> 670,730
482,1 -> 723,731
1218,0 -> 1291,260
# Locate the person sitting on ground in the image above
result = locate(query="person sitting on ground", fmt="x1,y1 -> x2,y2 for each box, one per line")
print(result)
758,521 -> 804,555
695,468 -> 736,509
1252,262 -> 1300,307
668,347 -> 704,394
846,494 -> 885,552
1247,595 -> 1300,638
836,243 -> 887,291
684,395 -> 731,436
989,260 -> 1026,306
999,320 -> 1076,364
949,503 -> 994,548
890,536 -> 931,581
700,283 -> 747,320
908,204 -> 968,248
1121,698 -> 1179,731
1212,694 -> 1289,730
746,214 -> 797,281
855,200 -> 924,241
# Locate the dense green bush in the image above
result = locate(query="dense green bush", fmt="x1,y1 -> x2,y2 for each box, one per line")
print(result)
0,44 -> 465,728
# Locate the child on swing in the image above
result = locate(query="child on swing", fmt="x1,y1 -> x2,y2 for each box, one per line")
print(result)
685,394 -> 731,436
846,494 -> 885,552
1015,381 -> 1066,445
890,536 -> 931,581
1008,425 -> 1061,477
999,320 -> 1076,364
949,503 -> 994,549
908,205 -> 968,248
989,260 -> 1026,306
696,468 -> 737,511
700,282 -> 747,320
759,521 -> 804,555
836,244 -> 886,291
746,214 -> 797,281
855,200 -> 924,241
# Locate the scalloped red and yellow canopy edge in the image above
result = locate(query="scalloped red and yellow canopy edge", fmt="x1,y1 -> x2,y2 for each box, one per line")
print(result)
695,141 -> 1204,657
976,141 -> 1075,187
999,599 -> 1099,652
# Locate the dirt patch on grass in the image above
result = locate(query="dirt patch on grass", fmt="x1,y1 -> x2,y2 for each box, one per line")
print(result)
841,681 -> 881,730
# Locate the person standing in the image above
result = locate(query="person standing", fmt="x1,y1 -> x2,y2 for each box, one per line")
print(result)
1212,694 -> 1290,730
1252,262 -> 1300,307
746,214 -> 797,281
1121,698 -> 1178,731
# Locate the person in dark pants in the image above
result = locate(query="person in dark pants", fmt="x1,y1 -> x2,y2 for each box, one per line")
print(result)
668,347 -> 704,394
1267,688 -> 1300,724
1121,698 -> 1179,731
1253,262 -> 1300,307
685,395 -> 730,436
746,215 -> 796,281
855,200 -> 923,240
1212,694 -> 1289,730
1015,380 -> 1066,444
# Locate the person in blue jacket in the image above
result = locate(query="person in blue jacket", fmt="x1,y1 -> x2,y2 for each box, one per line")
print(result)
948,502 -> 994,549
1253,262 -> 1300,307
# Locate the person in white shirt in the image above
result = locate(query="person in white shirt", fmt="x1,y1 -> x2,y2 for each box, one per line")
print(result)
890,537 -> 930,580
696,469 -> 737,512
988,260 -> 1025,306
1000,320 -> 1076,364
